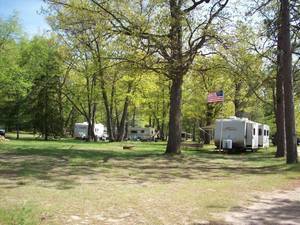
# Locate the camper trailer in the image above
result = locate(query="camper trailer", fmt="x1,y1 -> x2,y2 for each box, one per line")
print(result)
0,128 -> 5,137
258,124 -> 270,148
127,127 -> 158,141
74,122 -> 108,140
214,117 -> 268,150
181,132 -> 192,141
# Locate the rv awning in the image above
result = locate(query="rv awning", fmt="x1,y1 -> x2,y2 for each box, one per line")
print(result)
200,125 -> 215,130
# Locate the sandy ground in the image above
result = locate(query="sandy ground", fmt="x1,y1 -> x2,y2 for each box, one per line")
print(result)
222,187 -> 300,225
221,149 -> 300,225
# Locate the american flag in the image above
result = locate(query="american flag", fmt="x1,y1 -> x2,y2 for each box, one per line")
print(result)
207,90 -> 224,103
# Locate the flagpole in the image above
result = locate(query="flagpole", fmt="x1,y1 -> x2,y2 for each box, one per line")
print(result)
219,101 -> 224,152
207,90 -> 224,152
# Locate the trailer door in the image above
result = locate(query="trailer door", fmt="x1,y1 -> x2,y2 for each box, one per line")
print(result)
246,123 -> 253,147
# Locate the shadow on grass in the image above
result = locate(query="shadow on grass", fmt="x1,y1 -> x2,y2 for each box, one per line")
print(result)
226,198 -> 300,224
0,142 -> 298,190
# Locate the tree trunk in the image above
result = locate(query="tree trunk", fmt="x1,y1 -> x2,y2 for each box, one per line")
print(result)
116,97 -> 130,141
160,86 -> 167,141
131,105 -> 136,127
275,21 -> 286,157
275,72 -> 286,157
65,107 -> 74,135
101,84 -> 115,141
116,83 -> 132,141
165,0 -> 184,154
86,119 -> 94,142
234,81 -> 244,117
92,103 -> 97,142
160,120 -> 165,141
58,86 -> 64,137
125,119 -> 129,139
279,0 -> 298,164
204,103 -> 213,144
44,86 -> 49,141
166,77 -> 183,154
192,120 -> 196,142
16,103 -> 20,140
16,123 -> 20,140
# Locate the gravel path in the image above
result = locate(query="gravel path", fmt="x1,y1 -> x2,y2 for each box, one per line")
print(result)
221,148 -> 300,225
221,147 -> 300,225
222,186 -> 300,225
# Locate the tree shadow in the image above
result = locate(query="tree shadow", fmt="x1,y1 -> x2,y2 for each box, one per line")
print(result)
226,197 -> 300,224
0,143 -> 298,190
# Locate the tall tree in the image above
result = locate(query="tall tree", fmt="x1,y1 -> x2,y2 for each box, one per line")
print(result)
87,0 -> 229,154
248,0 -> 287,157
279,0 -> 298,163
0,15 -> 31,138
276,4 -> 286,157
23,37 -> 65,140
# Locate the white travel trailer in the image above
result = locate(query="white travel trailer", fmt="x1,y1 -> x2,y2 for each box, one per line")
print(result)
74,122 -> 108,140
181,132 -> 192,141
127,127 -> 158,141
258,124 -> 270,148
214,117 -> 264,150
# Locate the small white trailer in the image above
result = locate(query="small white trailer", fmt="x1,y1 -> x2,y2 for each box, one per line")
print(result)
0,128 -> 5,137
74,122 -> 108,140
127,127 -> 158,141
181,132 -> 192,141
258,124 -> 270,148
214,116 -> 267,150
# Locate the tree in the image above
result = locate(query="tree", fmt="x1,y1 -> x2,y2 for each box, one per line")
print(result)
279,0 -> 298,163
0,15 -> 31,138
247,0 -> 296,158
22,37 -> 65,140
86,0 -> 229,154
46,0 -> 148,141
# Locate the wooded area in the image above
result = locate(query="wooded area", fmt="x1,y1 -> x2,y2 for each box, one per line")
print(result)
0,0 -> 299,163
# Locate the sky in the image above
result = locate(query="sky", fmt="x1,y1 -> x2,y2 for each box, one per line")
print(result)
0,0 -> 50,37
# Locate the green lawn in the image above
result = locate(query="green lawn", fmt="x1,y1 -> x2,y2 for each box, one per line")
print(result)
0,138 -> 299,225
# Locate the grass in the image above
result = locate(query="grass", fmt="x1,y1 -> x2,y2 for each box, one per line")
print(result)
0,137 -> 299,224
0,204 -> 40,225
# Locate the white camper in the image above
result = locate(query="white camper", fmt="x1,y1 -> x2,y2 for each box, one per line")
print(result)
181,132 -> 192,141
258,124 -> 270,148
127,127 -> 157,141
214,117 -> 262,150
74,122 -> 108,140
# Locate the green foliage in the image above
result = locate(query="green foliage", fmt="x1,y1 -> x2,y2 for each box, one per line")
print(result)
20,37 -> 65,138
1,2 -> 299,140
0,15 -> 67,137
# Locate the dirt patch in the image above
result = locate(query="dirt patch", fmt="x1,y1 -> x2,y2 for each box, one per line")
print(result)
220,185 -> 300,225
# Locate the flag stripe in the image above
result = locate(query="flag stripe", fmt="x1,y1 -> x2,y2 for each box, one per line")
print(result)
207,91 -> 224,103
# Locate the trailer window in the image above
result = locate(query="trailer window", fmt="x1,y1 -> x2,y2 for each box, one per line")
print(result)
259,128 -> 262,136
253,128 -> 256,135
141,130 -> 145,133
267,130 -> 269,136
131,130 -> 137,134
264,130 -> 267,136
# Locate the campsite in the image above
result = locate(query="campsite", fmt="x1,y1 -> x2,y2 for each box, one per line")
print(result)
0,135 -> 299,224
0,0 -> 300,224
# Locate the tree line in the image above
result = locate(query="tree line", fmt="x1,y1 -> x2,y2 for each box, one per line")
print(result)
0,0 -> 298,163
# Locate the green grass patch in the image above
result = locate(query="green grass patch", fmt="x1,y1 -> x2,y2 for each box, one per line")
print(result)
0,138 -> 299,224
0,204 -> 39,225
